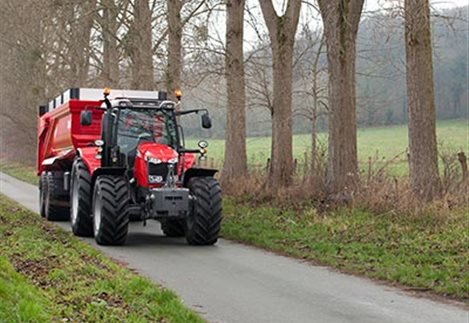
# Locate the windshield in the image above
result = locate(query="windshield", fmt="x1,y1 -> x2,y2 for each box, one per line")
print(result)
116,109 -> 178,154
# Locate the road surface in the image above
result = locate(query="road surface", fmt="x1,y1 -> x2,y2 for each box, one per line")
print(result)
0,172 -> 467,323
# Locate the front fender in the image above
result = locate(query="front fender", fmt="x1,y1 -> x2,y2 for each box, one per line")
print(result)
182,168 -> 218,187
77,147 -> 101,176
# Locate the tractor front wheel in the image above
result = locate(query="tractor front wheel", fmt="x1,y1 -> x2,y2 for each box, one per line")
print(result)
92,176 -> 130,246
185,177 -> 222,245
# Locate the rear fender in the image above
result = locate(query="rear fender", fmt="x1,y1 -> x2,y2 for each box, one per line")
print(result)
183,168 -> 218,187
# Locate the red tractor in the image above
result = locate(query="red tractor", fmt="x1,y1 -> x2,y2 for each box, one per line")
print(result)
37,88 -> 222,246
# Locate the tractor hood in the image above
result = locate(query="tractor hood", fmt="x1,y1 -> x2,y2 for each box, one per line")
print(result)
137,142 -> 178,163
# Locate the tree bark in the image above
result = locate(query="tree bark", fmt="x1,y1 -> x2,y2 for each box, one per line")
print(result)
318,0 -> 364,195
259,0 -> 301,187
101,0 -> 120,87
69,0 -> 97,87
130,0 -> 154,90
166,0 -> 183,100
404,0 -> 441,200
222,0 -> 248,181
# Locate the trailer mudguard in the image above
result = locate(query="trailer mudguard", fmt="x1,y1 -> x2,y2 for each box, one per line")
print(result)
41,149 -> 76,172
182,168 -> 218,186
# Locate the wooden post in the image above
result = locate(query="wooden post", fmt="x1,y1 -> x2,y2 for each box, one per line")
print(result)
266,158 -> 271,174
457,151 -> 467,181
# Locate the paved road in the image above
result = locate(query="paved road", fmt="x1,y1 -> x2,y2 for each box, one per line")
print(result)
0,172 -> 467,323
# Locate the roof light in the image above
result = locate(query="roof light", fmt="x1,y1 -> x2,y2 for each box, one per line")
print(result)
175,89 -> 182,100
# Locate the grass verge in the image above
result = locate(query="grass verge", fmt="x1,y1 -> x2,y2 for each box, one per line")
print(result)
2,159 -> 468,304
0,159 -> 37,185
0,194 -> 204,322
222,198 -> 469,302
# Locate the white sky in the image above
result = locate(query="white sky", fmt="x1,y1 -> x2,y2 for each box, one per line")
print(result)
228,0 -> 468,49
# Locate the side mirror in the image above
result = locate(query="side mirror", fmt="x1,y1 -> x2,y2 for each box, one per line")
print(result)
198,140 -> 208,149
80,110 -> 92,126
201,113 -> 212,129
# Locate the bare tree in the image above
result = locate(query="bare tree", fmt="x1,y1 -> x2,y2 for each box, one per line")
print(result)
100,0 -> 120,87
129,0 -> 154,89
259,0 -> 301,186
166,0 -> 183,99
68,0 -> 98,87
404,0 -> 441,200
317,0 -> 364,195
222,0 -> 248,181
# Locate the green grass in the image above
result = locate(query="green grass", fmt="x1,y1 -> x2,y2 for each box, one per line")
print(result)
222,198 -> 469,301
0,159 -> 37,185
0,256 -> 51,322
189,119 -> 468,175
0,194 -> 204,322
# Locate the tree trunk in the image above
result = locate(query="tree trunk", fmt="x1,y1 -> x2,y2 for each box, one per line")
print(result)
166,0 -> 183,100
310,36 -> 324,175
222,0 -> 248,181
318,0 -> 364,195
405,0 -> 441,200
311,113 -> 317,173
259,0 -> 301,187
130,0 -> 154,90
101,0 -> 120,87
69,0 -> 97,87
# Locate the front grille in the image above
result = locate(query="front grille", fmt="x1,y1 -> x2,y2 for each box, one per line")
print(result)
148,163 -> 177,183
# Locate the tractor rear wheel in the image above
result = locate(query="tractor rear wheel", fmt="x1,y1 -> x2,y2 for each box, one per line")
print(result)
70,158 -> 93,237
161,219 -> 185,237
44,172 -> 69,221
92,176 -> 129,246
185,177 -> 222,245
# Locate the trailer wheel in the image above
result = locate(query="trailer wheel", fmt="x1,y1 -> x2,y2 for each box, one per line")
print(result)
161,219 -> 185,237
39,172 -> 47,217
92,176 -> 130,246
44,173 -> 69,221
185,177 -> 222,245
70,159 -> 93,237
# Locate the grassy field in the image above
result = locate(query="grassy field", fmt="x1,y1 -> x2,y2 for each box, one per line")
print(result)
188,119 -> 468,175
0,195 -> 203,322
222,198 -> 469,301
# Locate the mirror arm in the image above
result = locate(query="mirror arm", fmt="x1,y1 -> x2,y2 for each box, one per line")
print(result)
176,108 -> 208,116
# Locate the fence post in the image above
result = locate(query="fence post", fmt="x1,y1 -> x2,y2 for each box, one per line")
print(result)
265,158 -> 271,174
457,151 -> 467,181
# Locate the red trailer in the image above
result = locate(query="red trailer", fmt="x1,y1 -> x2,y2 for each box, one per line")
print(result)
38,88 -> 222,246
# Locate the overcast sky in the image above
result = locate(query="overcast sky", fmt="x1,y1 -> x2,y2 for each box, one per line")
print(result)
216,0 -> 468,49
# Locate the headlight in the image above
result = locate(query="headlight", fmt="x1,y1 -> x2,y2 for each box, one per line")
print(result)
168,157 -> 178,164
147,157 -> 162,164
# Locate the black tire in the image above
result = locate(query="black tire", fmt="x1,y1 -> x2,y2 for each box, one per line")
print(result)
185,177 -> 223,245
92,175 -> 130,246
161,219 -> 185,237
70,158 -> 93,237
39,172 -> 47,217
44,173 -> 69,221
